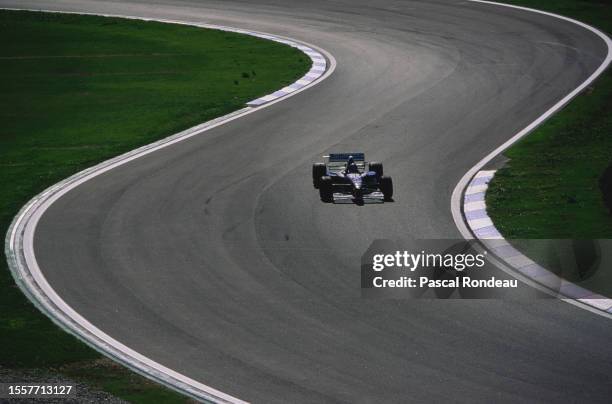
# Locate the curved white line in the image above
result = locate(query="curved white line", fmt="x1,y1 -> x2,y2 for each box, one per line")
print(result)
452,1 -> 612,317
4,8 -> 336,403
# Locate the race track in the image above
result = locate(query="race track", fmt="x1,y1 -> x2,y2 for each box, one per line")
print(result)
5,0 -> 612,402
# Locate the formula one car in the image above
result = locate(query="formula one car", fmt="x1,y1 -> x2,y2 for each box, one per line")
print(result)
312,153 -> 393,203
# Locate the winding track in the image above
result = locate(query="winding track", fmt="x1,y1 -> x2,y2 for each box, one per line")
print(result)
4,0 -> 612,402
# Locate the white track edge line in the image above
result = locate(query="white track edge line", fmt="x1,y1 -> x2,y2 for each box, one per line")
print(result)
452,0 -> 612,319
3,7 -> 336,403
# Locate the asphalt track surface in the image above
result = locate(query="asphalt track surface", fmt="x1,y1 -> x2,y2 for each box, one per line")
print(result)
5,0 -> 612,402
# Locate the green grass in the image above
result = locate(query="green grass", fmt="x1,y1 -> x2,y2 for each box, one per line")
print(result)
0,9 -> 310,402
485,0 -> 612,240
60,359 -> 192,403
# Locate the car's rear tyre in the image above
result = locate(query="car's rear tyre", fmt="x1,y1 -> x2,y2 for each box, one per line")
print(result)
369,162 -> 383,178
319,176 -> 333,202
380,176 -> 393,201
312,163 -> 326,188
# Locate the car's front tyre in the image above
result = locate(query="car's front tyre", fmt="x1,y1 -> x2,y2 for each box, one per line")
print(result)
312,163 -> 326,188
319,176 -> 333,202
380,176 -> 393,201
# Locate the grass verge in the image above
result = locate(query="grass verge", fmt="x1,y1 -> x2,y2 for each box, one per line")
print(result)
0,9 -> 310,402
485,0 -> 612,239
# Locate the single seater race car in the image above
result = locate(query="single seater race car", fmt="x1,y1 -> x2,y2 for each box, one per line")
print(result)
312,153 -> 393,203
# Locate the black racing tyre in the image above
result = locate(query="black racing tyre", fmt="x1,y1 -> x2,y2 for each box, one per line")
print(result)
369,162 -> 383,178
312,163 -> 327,188
380,176 -> 393,201
319,176 -> 333,202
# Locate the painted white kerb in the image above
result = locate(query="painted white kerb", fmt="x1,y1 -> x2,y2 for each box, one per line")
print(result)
463,171 -> 612,319
452,0 -> 612,319
4,8 -> 336,403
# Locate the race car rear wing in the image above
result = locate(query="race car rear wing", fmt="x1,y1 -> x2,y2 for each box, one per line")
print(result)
324,153 -> 366,173
325,153 -> 365,162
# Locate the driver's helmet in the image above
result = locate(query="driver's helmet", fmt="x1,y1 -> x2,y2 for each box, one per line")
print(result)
346,155 -> 358,173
